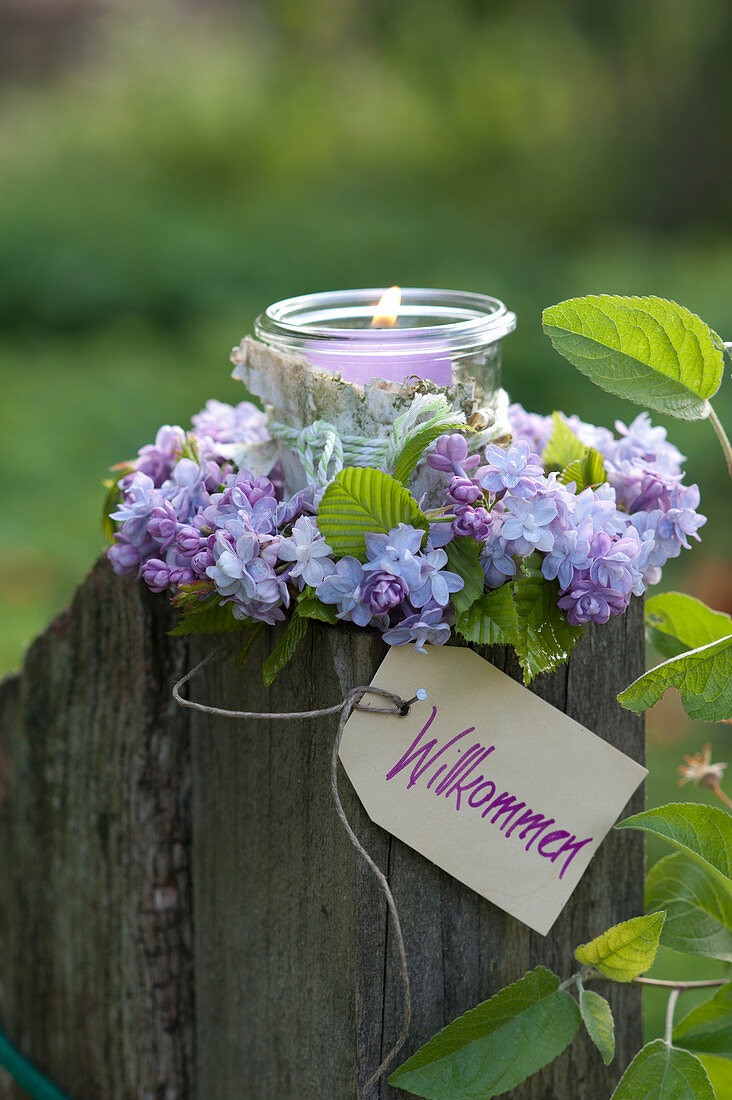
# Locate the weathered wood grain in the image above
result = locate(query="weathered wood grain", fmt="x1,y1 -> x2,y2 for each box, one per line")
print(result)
0,558 -> 645,1099
190,594 -> 645,1099
0,559 -> 194,1100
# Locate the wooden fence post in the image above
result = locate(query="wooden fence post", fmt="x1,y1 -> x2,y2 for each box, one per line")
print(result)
0,556 -> 645,1099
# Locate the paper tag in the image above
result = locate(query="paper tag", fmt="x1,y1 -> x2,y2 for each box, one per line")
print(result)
340,644 -> 646,936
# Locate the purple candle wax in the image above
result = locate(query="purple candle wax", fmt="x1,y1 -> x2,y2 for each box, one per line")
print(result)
303,341 -> 454,387
254,287 -> 516,392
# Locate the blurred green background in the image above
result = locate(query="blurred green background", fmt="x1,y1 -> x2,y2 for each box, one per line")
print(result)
1,0 -> 730,1053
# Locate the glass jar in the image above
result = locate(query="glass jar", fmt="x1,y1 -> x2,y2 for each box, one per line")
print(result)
254,287 -> 516,396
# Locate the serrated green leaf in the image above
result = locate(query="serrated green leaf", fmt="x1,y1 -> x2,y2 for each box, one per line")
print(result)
235,621 -> 265,670
646,593 -> 732,661
618,634 -> 732,722
542,411 -> 588,470
296,589 -> 338,624
443,536 -> 484,616
575,912 -> 665,981
169,602 -> 243,636
646,853 -> 732,962
610,1039 -> 715,1099
542,295 -> 724,421
511,554 -> 584,684
261,613 -> 309,687
455,586 -> 518,646
388,966 -> 581,1099
673,982 -> 732,1060
700,1054 -> 732,1096
172,580 -> 216,611
559,447 -> 607,491
618,803 -> 732,891
579,987 -> 615,1065
393,421 -> 472,486
317,466 -> 428,561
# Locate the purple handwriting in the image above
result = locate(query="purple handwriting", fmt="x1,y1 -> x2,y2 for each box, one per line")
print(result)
385,706 -> 593,881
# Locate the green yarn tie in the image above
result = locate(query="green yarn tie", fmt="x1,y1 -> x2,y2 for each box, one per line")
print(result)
0,1028 -> 72,1100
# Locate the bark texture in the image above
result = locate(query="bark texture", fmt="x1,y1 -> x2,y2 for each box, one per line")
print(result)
0,557 -> 645,1099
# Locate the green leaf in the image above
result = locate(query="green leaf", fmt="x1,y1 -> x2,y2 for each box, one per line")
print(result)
673,982 -> 732,1060
646,853 -> 732,963
618,634 -> 732,723
610,1039 -> 715,1099
169,602 -> 243,636
388,966 -> 581,1099
512,553 -> 584,684
317,466 -> 428,561
700,1054 -> 732,1097
235,621 -> 265,670
559,447 -> 607,492
579,987 -> 615,1065
646,592 -> 732,661
393,421 -> 472,486
542,412 -> 607,490
261,613 -> 309,687
296,588 -> 338,625
542,411 -> 587,470
574,912 -> 666,981
618,803 -> 732,891
443,536 -> 485,616
542,295 -> 724,421
455,586 -> 518,646
101,463 -> 134,543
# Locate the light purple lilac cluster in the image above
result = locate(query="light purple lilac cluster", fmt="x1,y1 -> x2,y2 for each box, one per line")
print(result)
315,524 -> 464,652
107,400 -> 465,648
423,405 -> 705,626
108,397 -> 704,650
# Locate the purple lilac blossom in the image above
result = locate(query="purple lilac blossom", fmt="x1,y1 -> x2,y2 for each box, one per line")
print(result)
277,516 -> 335,589
141,558 -> 172,593
540,522 -> 593,590
360,572 -> 408,615
160,459 -> 215,524
409,549 -> 464,608
363,524 -> 425,589
382,603 -> 451,652
501,495 -> 557,555
426,434 -> 480,477
206,528 -> 288,624
587,532 -> 642,594
109,401 -> 705,639
506,403 -> 553,452
177,525 -> 204,557
147,502 -> 179,551
613,412 -> 684,469
191,400 -> 269,448
479,518 -> 516,588
557,580 -> 630,626
572,485 -> 625,535
316,556 -> 372,626
480,440 -> 545,498
110,471 -> 164,547
134,425 -> 186,487
448,476 -> 483,506
452,505 -> 492,541
427,521 -> 455,550
108,533 -> 146,576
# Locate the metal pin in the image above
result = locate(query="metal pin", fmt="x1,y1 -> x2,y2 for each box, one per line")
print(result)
398,688 -> 428,716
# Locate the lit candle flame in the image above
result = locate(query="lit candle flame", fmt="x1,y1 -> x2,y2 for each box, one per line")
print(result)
371,286 -> 401,328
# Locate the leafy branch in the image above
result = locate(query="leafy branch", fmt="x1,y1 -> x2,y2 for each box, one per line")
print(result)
390,800 -> 732,1098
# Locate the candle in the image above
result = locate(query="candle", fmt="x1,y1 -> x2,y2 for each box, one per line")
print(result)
254,287 -> 516,392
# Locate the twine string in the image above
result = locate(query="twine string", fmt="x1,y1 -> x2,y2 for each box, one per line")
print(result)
173,647 -> 413,1098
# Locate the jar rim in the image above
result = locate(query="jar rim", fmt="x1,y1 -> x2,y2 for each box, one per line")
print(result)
254,287 -> 516,356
